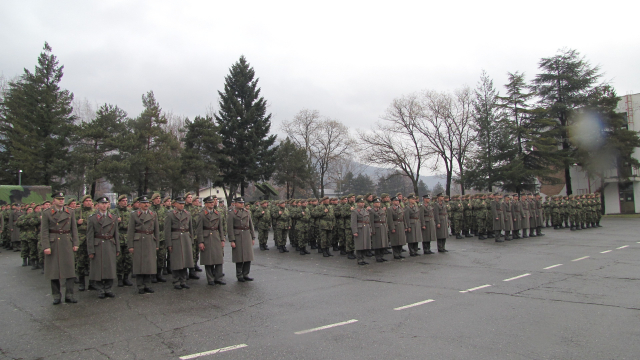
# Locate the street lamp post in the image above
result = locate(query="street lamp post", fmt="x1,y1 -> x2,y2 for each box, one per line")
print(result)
18,170 -> 22,186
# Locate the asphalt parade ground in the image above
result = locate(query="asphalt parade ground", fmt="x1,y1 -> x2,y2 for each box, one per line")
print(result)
0,217 -> 638,360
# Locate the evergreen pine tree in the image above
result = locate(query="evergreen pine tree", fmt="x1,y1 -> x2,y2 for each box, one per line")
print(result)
181,115 -> 222,194
531,48 -> 601,194
215,56 -> 277,203
273,137 -> 312,199
0,42 -> 76,186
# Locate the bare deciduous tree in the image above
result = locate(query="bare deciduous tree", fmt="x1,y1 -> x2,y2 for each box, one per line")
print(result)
282,109 -> 354,197
359,94 -> 431,195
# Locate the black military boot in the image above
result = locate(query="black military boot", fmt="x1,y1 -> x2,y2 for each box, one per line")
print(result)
189,268 -> 200,279
22,258 -> 28,267
31,260 -> 39,270
278,246 -> 284,253
123,274 -> 134,286
78,276 -> 86,291
332,245 -> 339,251
88,280 -> 98,291
259,243 -> 265,250
570,225 -> 575,231
263,243 -> 270,250
310,242 -> 317,250
455,233 -> 463,239
194,264 -> 203,272
156,271 -> 166,283
529,229 -> 536,237
117,275 -> 124,287
323,248 -> 330,257
487,231 -> 494,239
536,227 -> 544,236
478,233 -> 486,240
465,231 -> 473,238
597,221 -> 602,227
347,251 -> 356,260
300,246 -> 307,255
581,223 -> 586,230
295,245 -> 301,251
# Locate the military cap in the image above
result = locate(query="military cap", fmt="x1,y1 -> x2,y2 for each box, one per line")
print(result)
185,192 -> 192,197
567,195 -> 573,199
381,193 -> 389,198
261,199 -> 269,204
162,196 -> 171,203
203,196 -> 215,203
364,193 -> 371,197
407,193 -> 416,199
151,193 -> 161,200
341,196 -> 348,200
42,200 -> 51,205
356,196 -> 365,203
66,198 -> 77,206
138,195 -> 150,203
436,193 -> 443,197
132,196 -> 140,203
452,195 -> 459,199
396,192 -> 403,196
504,194 -> 511,198
422,194 -> 430,199
53,191 -> 65,199
96,196 -> 110,204
444,195 -> 450,199
117,194 -> 128,202
348,193 -> 355,198
174,196 -> 186,204
391,196 -> 399,201
319,196 -> 328,202
512,193 -> 518,197
372,198 -> 381,203
234,197 -> 245,203
80,195 -> 92,203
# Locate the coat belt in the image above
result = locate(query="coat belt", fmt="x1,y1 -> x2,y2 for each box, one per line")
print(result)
95,235 -> 114,240
374,221 -> 386,224
357,221 -> 369,224
203,226 -> 219,231
136,230 -> 154,234
49,229 -> 70,234
171,228 -> 189,233
234,226 -> 250,230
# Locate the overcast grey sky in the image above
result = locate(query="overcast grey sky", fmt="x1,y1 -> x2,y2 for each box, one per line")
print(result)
2,1 -> 639,136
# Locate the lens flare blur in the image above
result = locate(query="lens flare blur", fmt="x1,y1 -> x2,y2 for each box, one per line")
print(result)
569,112 -> 604,151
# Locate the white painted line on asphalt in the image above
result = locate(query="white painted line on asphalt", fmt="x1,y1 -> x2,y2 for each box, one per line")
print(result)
503,273 -> 531,282
543,264 -> 563,269
460,284 -> 492,293
600,250 -> 612,254
616,245 -> 629,249
571,256 -> 590,262
180,344 -> 248,360
394,299 -> 435,310
295,319 -> 358,335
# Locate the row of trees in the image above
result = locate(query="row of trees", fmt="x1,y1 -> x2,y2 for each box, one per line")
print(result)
2,43 -> 639,202
0,43 -> 279,204
360,49 -> 640,195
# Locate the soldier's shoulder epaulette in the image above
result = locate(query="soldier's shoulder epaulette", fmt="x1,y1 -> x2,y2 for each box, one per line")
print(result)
89,213 -> 98,218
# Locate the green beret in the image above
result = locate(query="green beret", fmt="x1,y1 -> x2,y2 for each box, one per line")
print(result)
80,195 -> 92,203
117,194 -> 128,202
151,193 -> 161,200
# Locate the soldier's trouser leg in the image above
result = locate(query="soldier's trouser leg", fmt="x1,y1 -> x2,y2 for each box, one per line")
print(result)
213,264 -> 223,281
290,228 -> 298,248
374,248 -> 383,260
355,250 -> 365,261
274,229 -> 282,247
38,241 -> 45,267
422,241 -> 431,254
192,240 -> 200,267
297,229 -> 308,248
235,262 -> 251,278
338,228 -> 345,249
117,246 -> 132,277
494,229 -> 502,241
51,278 -> 75,300
76,240 -> 89,277
103,279 -> 113,294
29,238 -> 38,264
477,218 -> 485,236
136,274 -> 150,290
344,228 -> 354,253
156,241 -> 166,272
320,230 -> 330,249
205,265 -> 215,283
21,239 -> 30,259
310,227 -> 318,248
392,245 -> 402,258
172,268 -> 187,285
331,229 -> 339,248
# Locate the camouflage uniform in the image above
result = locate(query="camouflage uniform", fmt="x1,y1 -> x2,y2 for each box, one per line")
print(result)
253,202 -> 272,250
313,197 -> 335,256
295,202 -> 311,253
342,197 -> 356,258
272,201 -> 291,251
115,200 -> 133,286
151,195 -> 167,282
289,200 -> 299,249
308,201 -> 319,249
75,200 -> 94,289
451,196 -> 464,239
475,195 -> 489,239
463,195 -> 474,237
17,211 -> 37,265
